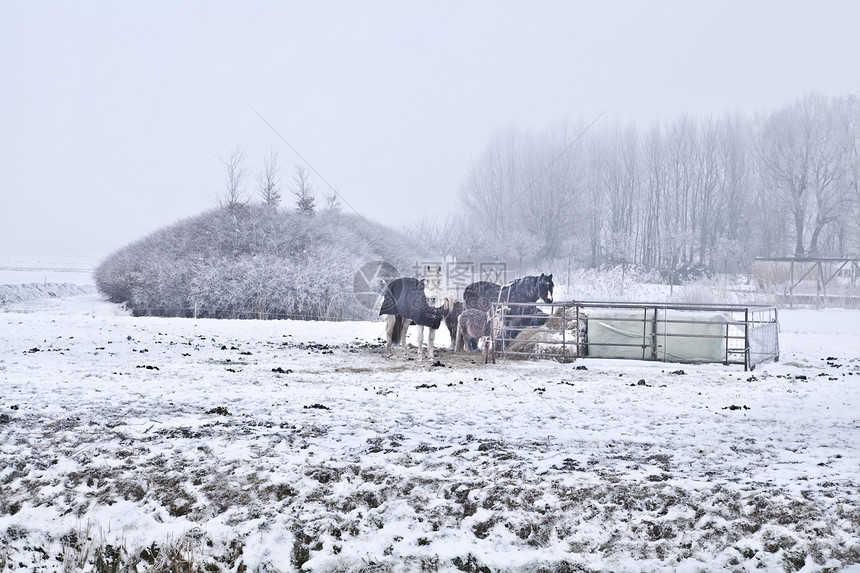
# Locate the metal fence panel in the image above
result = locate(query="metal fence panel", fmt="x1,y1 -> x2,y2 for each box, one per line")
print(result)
490,301 -> 780,370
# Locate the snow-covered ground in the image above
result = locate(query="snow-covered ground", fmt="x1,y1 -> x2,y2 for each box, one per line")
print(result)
1,268 -> 859,572
0,254 -> 100,286
0,254 -> 97,308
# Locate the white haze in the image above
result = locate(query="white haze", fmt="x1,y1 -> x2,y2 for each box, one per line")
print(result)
2,1 -> 860,258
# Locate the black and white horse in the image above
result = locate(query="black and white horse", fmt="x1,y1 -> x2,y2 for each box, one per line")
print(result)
379,277 -> 445,359
463,273 -> 554,347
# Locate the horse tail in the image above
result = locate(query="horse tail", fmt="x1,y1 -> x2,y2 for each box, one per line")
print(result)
390,315 -> 404,345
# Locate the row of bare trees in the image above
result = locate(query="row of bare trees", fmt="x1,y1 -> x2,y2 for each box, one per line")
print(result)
450,93 -> 860,273
217,146 -> 340,215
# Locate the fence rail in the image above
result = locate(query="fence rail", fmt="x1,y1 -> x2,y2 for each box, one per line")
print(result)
489,301 -> 779,371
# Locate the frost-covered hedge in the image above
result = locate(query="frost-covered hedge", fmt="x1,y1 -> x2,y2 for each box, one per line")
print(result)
95,206 -> 424,320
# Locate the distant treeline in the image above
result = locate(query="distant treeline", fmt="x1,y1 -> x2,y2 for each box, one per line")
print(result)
419,92 -> 860,273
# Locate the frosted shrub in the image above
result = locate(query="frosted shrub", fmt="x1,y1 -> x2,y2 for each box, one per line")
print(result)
672,274 -> 764,305
671,276 -> 739,305
95,206 -> 424,321
563,265 -> 667,302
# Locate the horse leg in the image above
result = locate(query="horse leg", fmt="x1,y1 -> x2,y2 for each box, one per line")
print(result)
455,320 -> 463,352
469,318 -> 485,353
468,333 -> 479,351
400,318 -> 412,356
385,315 -> 398,357
414,324 -> 425,358
427,327 -> 436,359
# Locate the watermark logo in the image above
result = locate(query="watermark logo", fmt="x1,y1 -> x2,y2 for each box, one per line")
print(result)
352,261 -> 400,311
354,260 -> 508,310
412,261 -> 507,297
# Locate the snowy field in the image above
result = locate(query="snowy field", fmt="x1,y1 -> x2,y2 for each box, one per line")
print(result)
0,254 -> 100,287
1,268 -> 859,572
0,255 -> 97,309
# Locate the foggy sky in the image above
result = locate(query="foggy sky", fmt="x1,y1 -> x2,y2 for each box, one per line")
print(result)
2,1 -> 859,258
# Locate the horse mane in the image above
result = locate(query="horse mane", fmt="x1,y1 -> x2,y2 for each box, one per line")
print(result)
464,274 -> 551,312
501,275 -> 539,303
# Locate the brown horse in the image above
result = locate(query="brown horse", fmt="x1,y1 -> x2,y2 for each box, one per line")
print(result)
442,296 -> 464,349
454,309 -> 491,352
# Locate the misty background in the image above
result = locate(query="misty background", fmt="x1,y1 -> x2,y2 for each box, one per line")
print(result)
3,1 -> 860,260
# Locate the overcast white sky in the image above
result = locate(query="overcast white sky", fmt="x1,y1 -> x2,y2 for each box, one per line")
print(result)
2,1 -> 859,259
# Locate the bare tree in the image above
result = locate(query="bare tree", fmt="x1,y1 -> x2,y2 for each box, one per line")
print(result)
324,188 -> 342,213
716,112 -> 754,270
460,129 -> 523,260
846,96 -> 860,254
218,146 -> 249,210
409,215 -> 461,261
291,163 -> 316,215
641,124 -> 668,268
257,147 -> 282,209
586,123 -> 640,266
807,96 -> 857,256
758,94 -> 855,257
523,121 -> 586,264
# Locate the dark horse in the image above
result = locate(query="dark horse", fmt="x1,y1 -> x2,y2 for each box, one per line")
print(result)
463,273 -> 554,347
379,277 -> 445,358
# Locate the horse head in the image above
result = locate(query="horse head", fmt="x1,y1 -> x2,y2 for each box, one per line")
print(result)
441,296 -> 461,316
538,273 -> 554,303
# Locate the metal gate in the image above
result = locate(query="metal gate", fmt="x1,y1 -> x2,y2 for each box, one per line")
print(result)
488,301 -> 779,371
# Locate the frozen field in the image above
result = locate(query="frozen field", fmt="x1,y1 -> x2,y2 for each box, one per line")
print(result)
1,288 -> 859,572
0,254 -> 100,287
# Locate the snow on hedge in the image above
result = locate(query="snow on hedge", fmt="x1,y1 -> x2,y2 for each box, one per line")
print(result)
94,205 -> 426,321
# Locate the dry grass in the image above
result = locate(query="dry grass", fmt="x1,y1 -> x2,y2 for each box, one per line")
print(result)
505,306 -> 586,363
